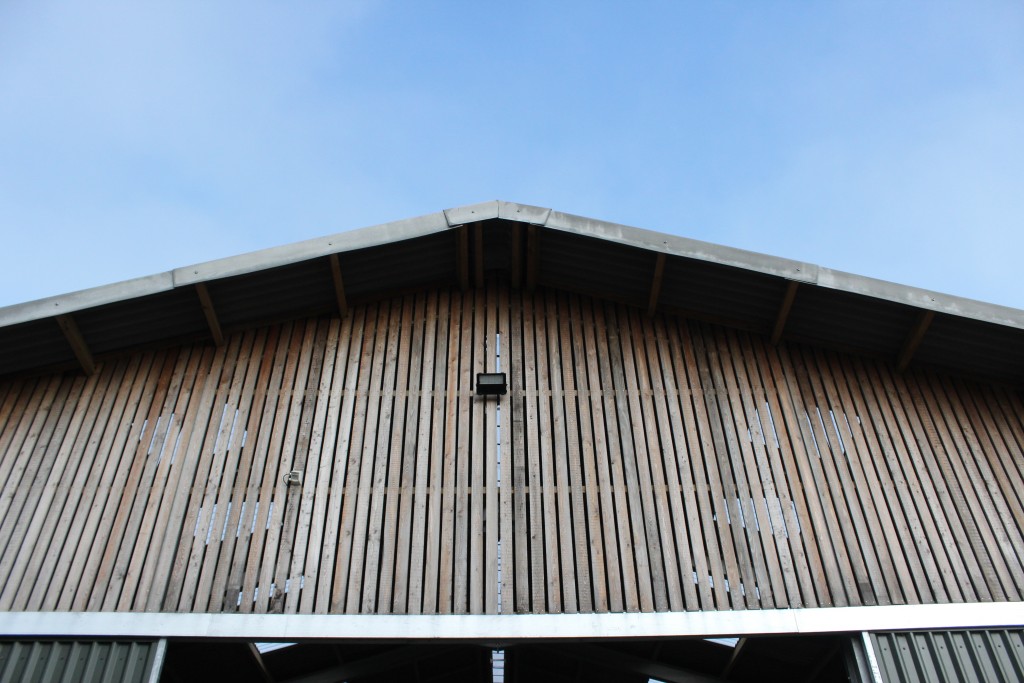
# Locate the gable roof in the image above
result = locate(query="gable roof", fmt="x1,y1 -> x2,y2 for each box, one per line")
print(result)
2,200 -> 1023,384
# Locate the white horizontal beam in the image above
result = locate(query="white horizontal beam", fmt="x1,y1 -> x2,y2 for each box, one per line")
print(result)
2,602 -> 1020,642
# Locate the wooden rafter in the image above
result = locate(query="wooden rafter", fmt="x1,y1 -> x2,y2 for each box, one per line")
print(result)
194,282 -> 225,346
771,281 -> 800,345
721,637 -> 747,678
647,253 -> 667,316
55,314 -> 95,375
245,643 -> 275,683
897,310 -> 935,372
328,253 -> 349,317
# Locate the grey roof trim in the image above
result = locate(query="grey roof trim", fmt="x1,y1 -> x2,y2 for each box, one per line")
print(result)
173,209 -> 452,286
1,199 -> 1022,332
2,602 -> 1022,641
543,207 -> 817,283
536,205 -> 1024,330
0,273 -> 175,328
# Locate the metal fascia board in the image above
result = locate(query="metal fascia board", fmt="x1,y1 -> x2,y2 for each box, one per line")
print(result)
497,201 -> 551,225
443,201 -> 500,226
542,206 -> 1024,331
816,267 -> 1024,331
0,273 -> 175,328
3,602 -> 1021,642
542,208 -> 818,283
173,211 -> 451,287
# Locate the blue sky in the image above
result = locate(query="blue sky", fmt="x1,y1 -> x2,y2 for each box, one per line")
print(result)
2,1 -> 1022,308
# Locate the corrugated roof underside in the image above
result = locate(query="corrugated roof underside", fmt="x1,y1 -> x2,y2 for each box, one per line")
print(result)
340,230 -> 457,299
786,285 -> 918,356
872,630 -> 1024,683
917,315 -> 1024,383
539,231 -> 652,306
208,259 -> 336,329
481,219 -> 513,274
0,320 -> 73,375
0,641 -> 158,683
661,258 -> 786,328
74,288 -> 207,355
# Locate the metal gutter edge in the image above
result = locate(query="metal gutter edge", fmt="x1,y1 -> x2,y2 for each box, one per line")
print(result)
2,602 -> 1021,642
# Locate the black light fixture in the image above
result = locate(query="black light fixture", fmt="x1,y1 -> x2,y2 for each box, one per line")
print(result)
476,372 -> 507,396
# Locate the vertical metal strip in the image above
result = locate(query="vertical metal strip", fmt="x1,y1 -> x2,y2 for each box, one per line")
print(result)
861,632 -> 885,683
146,639 -> 168,683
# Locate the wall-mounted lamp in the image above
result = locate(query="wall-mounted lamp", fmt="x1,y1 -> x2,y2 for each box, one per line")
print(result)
476,372 -> 507,396
283,470 -> 303,486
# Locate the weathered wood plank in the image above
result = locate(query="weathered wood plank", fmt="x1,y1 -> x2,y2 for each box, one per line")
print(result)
2,282 -> 1023,617
389,293 -> 427,613
405,292 -> 441,613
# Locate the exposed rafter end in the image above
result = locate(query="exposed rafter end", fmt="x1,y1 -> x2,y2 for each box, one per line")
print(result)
647,253 -> 667,317
194,283 -> 225,347
526,225 -> 539,292
897,310 -> 935,372
55,314 -> 96,375
771,281 -> 800,345
328,253 -> 349,317
721,637 -> 747,678
245,643 -> 274,683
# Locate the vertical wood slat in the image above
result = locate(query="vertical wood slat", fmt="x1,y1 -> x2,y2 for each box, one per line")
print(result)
1,282 -> 1022,617
389,294 -> 426,613
25,359 -> 130,611
405,293 -> 440,613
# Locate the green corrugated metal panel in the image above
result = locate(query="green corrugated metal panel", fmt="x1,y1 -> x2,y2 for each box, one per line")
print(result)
0,641 -> 160,683
872,630 -> 1024,683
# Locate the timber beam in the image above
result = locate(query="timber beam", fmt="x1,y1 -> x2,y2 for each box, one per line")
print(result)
328,254 -> 349,318
771,281 -> 800,345
897,310 -> 935,372
55,314 -> 96,375
194,282 -> 225,347
720,637 -> 746,678
647,253 -> 667,317
246,643 -> 275,683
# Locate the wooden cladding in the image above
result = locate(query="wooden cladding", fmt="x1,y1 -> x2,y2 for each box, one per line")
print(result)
0,284 -> 1022,615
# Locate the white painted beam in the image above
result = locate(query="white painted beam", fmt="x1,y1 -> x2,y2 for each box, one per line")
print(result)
2,602 -> 1020,642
